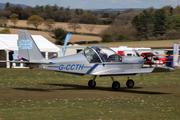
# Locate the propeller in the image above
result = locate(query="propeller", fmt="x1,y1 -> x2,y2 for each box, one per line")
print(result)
133,48 -> 141,57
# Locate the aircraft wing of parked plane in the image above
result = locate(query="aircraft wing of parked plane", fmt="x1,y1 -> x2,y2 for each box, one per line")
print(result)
0,30 -> 175,90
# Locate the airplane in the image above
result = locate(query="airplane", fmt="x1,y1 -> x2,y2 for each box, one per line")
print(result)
140,52 -> 162,67
2,30 -> 175,90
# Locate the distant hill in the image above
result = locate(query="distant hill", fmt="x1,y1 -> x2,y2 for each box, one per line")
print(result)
0,3 -> 31,9
0,2 -> 146,12
89,8 -> 146,12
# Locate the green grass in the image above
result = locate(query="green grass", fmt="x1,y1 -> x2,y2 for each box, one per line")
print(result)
0,68 -> 180,120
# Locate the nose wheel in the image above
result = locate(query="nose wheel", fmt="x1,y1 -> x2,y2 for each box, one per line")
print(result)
88,80 -> 96,88
88,76 -> 97,88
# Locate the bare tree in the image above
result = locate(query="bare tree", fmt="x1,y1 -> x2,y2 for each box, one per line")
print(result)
0,16 -> 8,27
68,18 -> 81,33
84,24 -> 95,34
44,19 -> 55,31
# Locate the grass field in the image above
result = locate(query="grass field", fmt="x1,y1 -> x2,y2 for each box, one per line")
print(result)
0,68 -> 180,120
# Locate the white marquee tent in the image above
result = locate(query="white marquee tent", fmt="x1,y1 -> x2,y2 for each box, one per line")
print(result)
0,34 -> 60,68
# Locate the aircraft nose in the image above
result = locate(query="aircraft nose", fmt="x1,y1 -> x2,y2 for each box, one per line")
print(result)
137,57 -> 144,63
138,57 -> 145,63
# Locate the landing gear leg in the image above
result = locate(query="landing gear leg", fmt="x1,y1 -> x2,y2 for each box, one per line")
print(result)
111,77 -> 120,90
88,75 -> 97,88
126,76 -> 134,88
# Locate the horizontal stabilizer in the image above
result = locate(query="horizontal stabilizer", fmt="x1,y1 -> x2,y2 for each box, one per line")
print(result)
0,60 -> 29,63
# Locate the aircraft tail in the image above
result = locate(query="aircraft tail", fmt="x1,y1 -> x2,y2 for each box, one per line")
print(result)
18,30 -> 48,63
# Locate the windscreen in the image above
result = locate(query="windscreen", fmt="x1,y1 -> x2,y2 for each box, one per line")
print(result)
84,45 -> 122,63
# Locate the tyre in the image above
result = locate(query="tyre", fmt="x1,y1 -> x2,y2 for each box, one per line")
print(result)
88,80 -> 96,88
112,81 -> 120,90
126,79 -> 134,88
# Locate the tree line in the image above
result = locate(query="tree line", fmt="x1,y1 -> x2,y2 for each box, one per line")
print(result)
1,2 -> 180,44
0,2 -> 117,25
101,5 -> 180,42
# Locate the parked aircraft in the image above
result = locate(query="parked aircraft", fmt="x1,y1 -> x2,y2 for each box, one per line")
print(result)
4,30 -> 175,90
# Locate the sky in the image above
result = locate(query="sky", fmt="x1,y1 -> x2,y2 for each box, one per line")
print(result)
2,0 -> 180,9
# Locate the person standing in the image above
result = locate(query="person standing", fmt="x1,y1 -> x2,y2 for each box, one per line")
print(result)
9,50 -> 14,68
166,54 -> 173,67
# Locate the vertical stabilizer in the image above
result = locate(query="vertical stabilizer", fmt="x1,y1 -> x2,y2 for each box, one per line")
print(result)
18,30 -> 47,63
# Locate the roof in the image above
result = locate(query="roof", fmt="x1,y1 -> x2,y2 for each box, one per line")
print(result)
0,34 -> 60,52
111,46 -> 151,51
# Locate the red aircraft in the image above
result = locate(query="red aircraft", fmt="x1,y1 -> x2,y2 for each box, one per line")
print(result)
141,52 -> 167,68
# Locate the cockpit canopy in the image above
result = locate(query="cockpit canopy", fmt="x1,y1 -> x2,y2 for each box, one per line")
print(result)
82,45 -> 122,63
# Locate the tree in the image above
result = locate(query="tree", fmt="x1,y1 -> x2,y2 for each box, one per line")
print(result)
68,18 -> 81,33
167,15 -> 180,30
44,19 -> 55,31
173,5 -> 180,15
6,6 -> 23,19
0,16 -> 8,27
51,27 -> 67,45
27,15 -> 44,29
9,13 -> 19,27
153,9 -> 166,36
84,24 -> 95,33
21,7 -> 33,19
52,4 -> 58,11
75,9 -> 84,15
80,12 -> 97,24
5,2 -> 10,9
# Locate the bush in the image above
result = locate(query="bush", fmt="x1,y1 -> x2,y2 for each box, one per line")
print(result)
102,34 -> 112,42
87,41 -> 99,44
117,34 -> 125,41
165,30 -> 180,40
75,41 -> 87,44
157,34 -> 167,40
0,28 -> 10,34
51,27 -> 67,45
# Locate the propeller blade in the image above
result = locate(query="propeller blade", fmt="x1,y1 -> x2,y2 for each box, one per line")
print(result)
133,48 -> 141,57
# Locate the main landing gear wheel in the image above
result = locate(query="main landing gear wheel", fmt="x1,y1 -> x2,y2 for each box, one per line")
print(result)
88,80 -> 96,88
126,79 -> 134,88
112,81 -> 120,90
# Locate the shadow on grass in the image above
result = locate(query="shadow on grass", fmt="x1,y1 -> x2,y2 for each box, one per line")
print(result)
13,83 -> 171,95
13,88 -> 52,92
47,83 -> 171,95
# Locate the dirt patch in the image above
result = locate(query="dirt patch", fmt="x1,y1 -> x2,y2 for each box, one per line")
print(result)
7,20 -> 108,34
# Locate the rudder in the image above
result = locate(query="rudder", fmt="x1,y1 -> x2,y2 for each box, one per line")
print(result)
18,30 -> 46,63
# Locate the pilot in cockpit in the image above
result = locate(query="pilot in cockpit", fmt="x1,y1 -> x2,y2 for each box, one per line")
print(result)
91,46 -> 107,63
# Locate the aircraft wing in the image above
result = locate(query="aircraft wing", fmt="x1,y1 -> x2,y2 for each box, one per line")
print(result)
91,68 -> 154,77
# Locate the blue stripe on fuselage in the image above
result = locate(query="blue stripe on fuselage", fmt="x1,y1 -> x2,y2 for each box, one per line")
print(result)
86,64 -> 99,74
86,62 -> 143,74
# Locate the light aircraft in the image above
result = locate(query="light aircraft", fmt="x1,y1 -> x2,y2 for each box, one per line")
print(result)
3,30 -> 175,90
